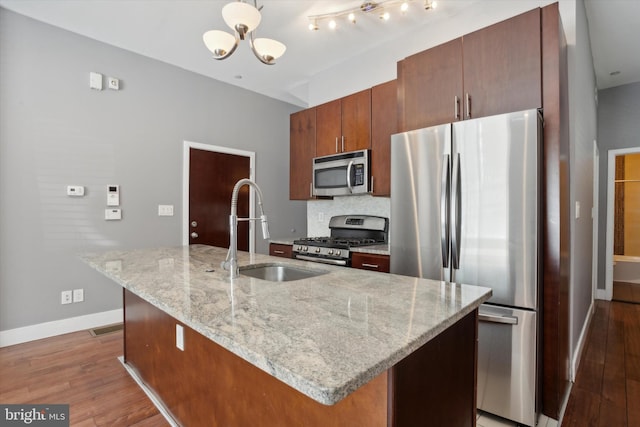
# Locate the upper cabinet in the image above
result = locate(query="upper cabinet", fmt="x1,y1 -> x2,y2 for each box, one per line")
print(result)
371,80 -> 397,197
290,108 -> 316,200
398,39 -> 463,132
398,8 -> 542,131
316,89 -> 371,156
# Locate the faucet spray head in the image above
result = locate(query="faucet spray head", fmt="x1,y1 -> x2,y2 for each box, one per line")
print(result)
261,215 -> 270,239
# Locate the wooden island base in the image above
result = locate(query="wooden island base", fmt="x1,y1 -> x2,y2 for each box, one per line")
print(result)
124,289 -> 478,427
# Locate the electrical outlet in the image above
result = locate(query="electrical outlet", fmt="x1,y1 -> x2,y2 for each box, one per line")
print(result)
73,288 -> 84,303
61,290 -> 72,305
176,324 -> 184,351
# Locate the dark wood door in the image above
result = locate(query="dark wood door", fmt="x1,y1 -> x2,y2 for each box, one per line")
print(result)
189,148 -> 250,250
341,88 -> 371,152
290,108 -> 316,200
371,80 -> 397,196
462,8 -> 542,120
397,38 -> 463,131
316,99 -> 342,156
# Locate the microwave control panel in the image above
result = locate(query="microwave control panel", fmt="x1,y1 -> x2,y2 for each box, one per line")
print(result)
353,164 -> 365,186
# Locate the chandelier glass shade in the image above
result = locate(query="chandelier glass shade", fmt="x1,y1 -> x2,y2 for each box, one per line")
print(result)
203,1 -> 286,65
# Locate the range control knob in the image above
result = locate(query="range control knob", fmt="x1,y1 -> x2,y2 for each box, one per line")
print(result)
315,247 -> 321,253
328,249 -> 334,255
336,250 -> 341,256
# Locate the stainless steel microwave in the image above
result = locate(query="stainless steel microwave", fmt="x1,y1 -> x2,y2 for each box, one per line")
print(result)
312,149 -> 370,197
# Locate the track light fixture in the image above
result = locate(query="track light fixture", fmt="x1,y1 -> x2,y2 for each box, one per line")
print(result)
203,0 -> 286,65
308,0 -> 437,31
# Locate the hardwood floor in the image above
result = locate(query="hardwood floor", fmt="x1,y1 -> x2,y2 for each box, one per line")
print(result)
562,300 -> 640,426
2,302 -> 638,427
0,329 -> 167,426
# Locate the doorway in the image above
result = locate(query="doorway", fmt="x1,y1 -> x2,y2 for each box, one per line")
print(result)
605,147 -> 640,302
182,141 -> 255,251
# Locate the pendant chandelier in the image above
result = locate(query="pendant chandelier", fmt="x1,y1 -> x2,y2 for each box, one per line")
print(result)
203,1 -> 286,65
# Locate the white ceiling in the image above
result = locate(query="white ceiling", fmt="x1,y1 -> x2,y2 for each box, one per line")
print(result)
1,0 -> 638,106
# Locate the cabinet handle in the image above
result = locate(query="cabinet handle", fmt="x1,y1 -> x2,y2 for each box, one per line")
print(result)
273,250 -> 285,254
371,176 -> 374,193
362,263 -> 379,269
454,95 -> 460,119
341,136 -> 345,152
309,182 -> 313,198
335,137 -> 339,153
465,93 -> 471,119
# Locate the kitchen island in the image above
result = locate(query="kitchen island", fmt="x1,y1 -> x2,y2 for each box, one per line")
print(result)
82,244 -> 491,426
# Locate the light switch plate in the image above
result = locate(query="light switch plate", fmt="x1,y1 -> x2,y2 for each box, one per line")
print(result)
105,208 -> 122,220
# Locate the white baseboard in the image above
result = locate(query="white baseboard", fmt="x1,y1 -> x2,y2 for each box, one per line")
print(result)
596,289 -> 609,301
570,300 -> 595,381
0,309 -> 123,348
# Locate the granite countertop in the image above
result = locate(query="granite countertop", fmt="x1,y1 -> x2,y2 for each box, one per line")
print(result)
81,244 -> 490,405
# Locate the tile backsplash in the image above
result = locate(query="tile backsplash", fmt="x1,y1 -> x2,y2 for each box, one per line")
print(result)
307,195 -> 390,236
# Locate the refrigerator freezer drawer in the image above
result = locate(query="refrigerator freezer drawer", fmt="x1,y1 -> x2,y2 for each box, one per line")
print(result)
477,305 -> 537,427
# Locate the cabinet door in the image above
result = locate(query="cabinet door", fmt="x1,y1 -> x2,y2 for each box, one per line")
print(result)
371,80 -> 397,197
352,253 -> 390,273
462,8 -> 541,119
290,108 -> 316,200
398,38 -> 463,132
269,243 -> 293,258
341,89 -> 371,152
316,99 -> 342,156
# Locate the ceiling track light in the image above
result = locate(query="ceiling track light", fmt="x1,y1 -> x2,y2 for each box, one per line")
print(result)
203,0 -> 286,65
307,0 -> 436,31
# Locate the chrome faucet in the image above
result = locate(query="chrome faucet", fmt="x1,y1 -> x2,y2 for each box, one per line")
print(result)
221,178 -> 270,279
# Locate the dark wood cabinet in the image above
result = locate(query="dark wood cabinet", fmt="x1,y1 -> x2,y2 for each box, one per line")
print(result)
269,243 -> 293,259
371,80 -> 397,197
398,38 -> 463,131
124,289 -> 478,427
462,8 -> 541,120
540,3 -> 570,419
351,253 -> 390,273
290,108 -> 316,200
398,8 -> 541,131
316,89 -> 371,157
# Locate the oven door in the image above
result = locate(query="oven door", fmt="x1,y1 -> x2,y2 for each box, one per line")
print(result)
313,150 -> 370,197
293,252 -> 350,267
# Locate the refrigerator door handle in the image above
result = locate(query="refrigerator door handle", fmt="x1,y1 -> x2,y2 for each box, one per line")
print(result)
451,153 -> 462,269
440,155 -> 451,268
479,313 -> 519,325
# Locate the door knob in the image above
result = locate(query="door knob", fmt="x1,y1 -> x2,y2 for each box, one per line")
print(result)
191,221 -> 198,227
191,232 -> 199,239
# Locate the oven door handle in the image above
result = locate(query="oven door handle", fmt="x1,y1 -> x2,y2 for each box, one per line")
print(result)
346,160 -> 354,193
295,254 -> 348,266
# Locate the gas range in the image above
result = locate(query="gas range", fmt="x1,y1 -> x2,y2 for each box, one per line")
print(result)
293,215 -> 388,266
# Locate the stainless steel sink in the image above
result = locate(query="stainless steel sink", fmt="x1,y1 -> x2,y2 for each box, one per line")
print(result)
239,263 -> 328,282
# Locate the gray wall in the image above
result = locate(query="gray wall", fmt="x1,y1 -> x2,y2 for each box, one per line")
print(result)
566,0 -> 598,372
0,9 -> 304,331
596,82 -> 640,290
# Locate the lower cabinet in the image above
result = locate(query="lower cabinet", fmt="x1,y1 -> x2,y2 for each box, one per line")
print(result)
123,289 -> 477,427
351,253 -> 390,273
269,243 -> 293,258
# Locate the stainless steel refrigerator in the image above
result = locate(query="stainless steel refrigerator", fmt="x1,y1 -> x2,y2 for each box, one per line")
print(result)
390,109 -> 541,427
